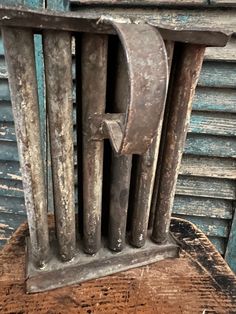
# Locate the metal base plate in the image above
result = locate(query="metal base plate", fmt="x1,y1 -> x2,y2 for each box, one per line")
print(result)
26,234 -> 179,293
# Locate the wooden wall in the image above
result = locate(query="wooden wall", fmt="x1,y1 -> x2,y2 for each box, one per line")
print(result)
0,5 -> 235,270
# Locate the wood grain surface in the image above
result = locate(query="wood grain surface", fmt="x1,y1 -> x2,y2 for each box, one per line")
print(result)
0,217 -> 236,313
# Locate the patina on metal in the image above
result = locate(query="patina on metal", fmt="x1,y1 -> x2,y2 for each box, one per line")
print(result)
0,5 -> 231,293
43,30 -> 76,262
131,41 -> 174,248
152,44 -> 206,244
81,33 -> 108,255
0,5 -> 232,46
108,43 -> 132,252
2,27 -> 50,268
103,22 -> 169,155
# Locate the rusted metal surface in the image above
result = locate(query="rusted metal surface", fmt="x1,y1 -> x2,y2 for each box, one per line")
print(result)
83,23 -> 168,251
43,30 -> 76,261
0,6 -> 233,46
108,44 -> 132,252
104,23 -> 168,155
81,33 -> 108,254
1,5 -> 232,294
130,41 -> 174,248
152,44 -> 206,244
149,41 -> 175,229
2,27 -> 49,267
26,228 -> 178,293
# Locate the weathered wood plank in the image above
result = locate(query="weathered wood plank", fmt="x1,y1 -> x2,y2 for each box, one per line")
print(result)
180,155 -> 236,179
176,175 -> 236,200
0,122 -> 15,141
64,6 -> 236,34
189,112 -> 236,136
0,179 -> 23,198
0,141 -> 19,161
198,62 -> 236,88
0,161 -> 21,180
205,37 -> 236,62
0,80 -> 10,101
173,214 -> 230,237
0,196 -> 25,215
0,212 -> 26,243
173,195 -> 232,219
0,101 -> 13,122
193,87 -> 236,113
208,236 -> 226,255
0,37 -> 4,56
184,134 -> 236,158
0,56 -> 7,79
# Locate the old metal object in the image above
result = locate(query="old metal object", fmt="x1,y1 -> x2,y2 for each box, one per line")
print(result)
130,41 -> 174,248
43,30 -> 76,261
0,5 -> 233,46
0,5 -> 231,293
108,43 -> 132,252
152,44 -> 206,244
1,27 -> 50,268
81,33 -> 108,255
104,22 -> 168,155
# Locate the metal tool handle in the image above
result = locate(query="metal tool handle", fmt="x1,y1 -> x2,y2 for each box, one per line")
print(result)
104,22 -> 168,155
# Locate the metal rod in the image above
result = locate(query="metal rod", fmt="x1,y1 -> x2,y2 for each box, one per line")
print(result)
152,44 -> 206,244
43,30 -> 76,261
149,41 -> 175,229
108,44 -> 132,252
130,42 -> 174,248
82,34 -> 108,254
2,27 -> 50,267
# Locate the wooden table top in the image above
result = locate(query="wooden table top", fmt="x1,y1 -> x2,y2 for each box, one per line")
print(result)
0,218 -> 236,313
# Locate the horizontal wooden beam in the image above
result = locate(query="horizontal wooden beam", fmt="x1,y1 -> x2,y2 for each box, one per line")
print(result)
173,195 -> 233,220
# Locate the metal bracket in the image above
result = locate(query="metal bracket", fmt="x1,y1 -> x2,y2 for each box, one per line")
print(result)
102,22 -> 168,155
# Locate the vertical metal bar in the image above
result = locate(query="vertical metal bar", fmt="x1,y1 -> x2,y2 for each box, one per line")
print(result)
108,44 -> 132,252
149,41 -> 175,229
2,27 -> 49,267
43,30 -> 76,261
130,42 -> 174,248
75,34 -> 84,234
152,44 -> 205,244
82,34 -> 108,254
